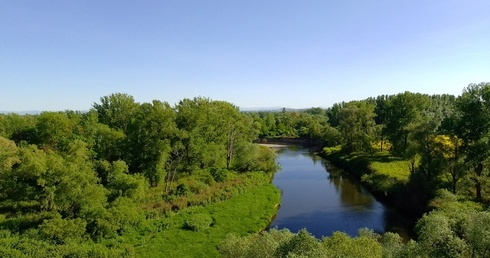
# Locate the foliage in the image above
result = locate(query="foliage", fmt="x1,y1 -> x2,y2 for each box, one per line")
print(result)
220,228 -> 385,258
415,190 -> 490,258
184,213 -> 213,232
454,82 -> 490,200
337,101 -> 376,153
210,168 -> 229,183
0,93 -> 282,257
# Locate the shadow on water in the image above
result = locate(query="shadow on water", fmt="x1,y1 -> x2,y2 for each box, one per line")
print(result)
270,147 -> 415,241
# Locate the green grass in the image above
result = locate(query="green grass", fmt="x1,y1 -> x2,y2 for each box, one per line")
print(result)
322,147 -> 411,194
367,152 -> 411,182
134,184 -> 280,258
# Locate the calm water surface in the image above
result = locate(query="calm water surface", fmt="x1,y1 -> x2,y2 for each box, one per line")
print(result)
270,147 -> 412,239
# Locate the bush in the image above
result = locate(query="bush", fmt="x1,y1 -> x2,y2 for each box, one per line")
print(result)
38,217 -> 87,244
203,174 -> 215,185
175,183 -> 189,196
184,213 -> 213,232
210,168 -> 229,183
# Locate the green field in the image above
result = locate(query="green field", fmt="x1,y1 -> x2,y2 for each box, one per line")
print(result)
135,184 -> 280,258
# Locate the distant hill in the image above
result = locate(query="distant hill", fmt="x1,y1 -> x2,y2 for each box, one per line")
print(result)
240,107 -> 308,112
0,110 -> 41,115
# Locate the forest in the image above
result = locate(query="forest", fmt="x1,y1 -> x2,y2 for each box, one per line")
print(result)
1,82 -> 490,257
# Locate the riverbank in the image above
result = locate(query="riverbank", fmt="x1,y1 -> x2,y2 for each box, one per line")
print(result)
256,137 -> 323,151
319,147 -> 426,236
258,143 -> 290,150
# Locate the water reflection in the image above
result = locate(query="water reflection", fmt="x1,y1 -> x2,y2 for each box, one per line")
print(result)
270,147 -> 412,239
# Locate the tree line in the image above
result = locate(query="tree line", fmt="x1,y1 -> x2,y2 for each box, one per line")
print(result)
249,82 -> 490,202
230,82 -> 490,258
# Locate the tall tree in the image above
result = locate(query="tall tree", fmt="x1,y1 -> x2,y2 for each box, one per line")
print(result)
455,82 -> 490,200
337,101 -> 376,153
36,112 -> 74,150
126,100 -> 176,187
383,92 -> 430,156
92,93 -> 139,132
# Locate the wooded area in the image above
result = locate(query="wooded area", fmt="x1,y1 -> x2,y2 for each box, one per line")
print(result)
0,95 -> 278,256
2,82 -> 490,257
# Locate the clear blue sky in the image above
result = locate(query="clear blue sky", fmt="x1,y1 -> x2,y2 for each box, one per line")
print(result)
1,1 -> 489,111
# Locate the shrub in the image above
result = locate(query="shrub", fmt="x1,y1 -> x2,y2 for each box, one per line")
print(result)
210,168 -> 229,183
184,213 -> 213,232
203,174 -> 215,185
38,217 -> 87,244
175,183 -> 189,196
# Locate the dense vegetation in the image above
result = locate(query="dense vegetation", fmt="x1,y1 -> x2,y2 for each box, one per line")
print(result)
237,82 -> 490,257
249,82 -> 490,207
0,95 -> 279,257
2,82 -> 490,257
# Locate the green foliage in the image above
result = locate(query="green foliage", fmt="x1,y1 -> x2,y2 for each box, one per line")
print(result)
210,168 -> 229,182
338,101 -> 376,153
105,160 -> 147,201
184,213 -> 213,232
414,190 -> 490,258
36,112 -> 74,150
322,148 -> 409,194
383,92 -> 430,156
38,216 -> 87,244
275,229 -> 321,257
0,212 -> 57,233
233,144 -> 279,173
219,228 -> 294,258
455,82 -> 490,200
220,228 -> 384,258
106,197 -> 145,233
417,212 -> 467,257
175,183 -> 190,196
93,93 -> 139,132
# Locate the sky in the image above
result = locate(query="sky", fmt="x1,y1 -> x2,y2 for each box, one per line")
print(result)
1,1 -> 489,111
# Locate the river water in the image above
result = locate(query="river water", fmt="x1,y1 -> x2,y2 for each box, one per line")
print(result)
269,147 -> 412,239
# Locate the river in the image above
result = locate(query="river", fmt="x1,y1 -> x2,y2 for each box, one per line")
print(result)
269,146 -> 413,240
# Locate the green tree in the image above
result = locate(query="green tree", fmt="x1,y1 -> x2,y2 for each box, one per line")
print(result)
383,92 -> 430,156
176,97 -> 258,172
337,101 -> 376,153
35,112 -> 74,150
93,123 -> 126,163
93,93 -> 139,132
126,100 -> 176,186
54,140 -> 108,218
0,113 -> 37,142
455,82 -> 490,200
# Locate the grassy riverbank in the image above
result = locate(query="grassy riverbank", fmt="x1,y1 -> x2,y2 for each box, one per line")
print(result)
321,146 -> 410,190
134,184 -> 280,257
